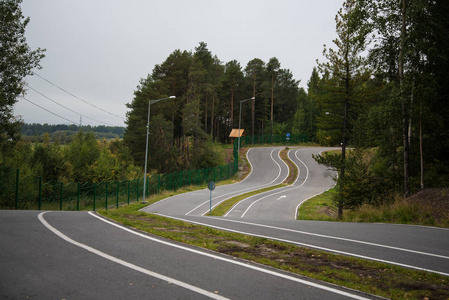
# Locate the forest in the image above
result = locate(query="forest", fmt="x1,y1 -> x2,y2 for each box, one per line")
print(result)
21,123 -> 125,143
1,0 -> 448,212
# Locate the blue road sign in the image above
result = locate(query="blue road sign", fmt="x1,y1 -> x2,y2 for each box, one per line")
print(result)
286,132 -> 291,138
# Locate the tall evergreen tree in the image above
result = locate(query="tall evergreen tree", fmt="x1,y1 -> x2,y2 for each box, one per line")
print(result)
315,0 -> 371,218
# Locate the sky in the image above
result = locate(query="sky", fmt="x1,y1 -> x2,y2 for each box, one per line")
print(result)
15,0 -> 344,127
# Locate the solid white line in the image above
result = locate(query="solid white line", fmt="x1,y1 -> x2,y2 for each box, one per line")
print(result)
37,212 -> 228,300
157,214 -> 449,277
293,149 -> 309,188
210,217 -> 449,262
186,148 -> 284,216
87,211 -> 373,300
239,149 -> 311,218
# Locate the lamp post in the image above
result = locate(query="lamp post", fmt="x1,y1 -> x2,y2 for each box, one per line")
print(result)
142,95 -> 176,203
238,97 -> 255,156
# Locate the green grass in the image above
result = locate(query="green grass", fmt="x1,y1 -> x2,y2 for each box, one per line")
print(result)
98,203 -> 449,299
297,188 -> 449,228
296,188 -> 338,221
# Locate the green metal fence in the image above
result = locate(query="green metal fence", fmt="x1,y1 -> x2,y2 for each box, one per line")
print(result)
0,160 -> 239,211
0,134 -> 308,211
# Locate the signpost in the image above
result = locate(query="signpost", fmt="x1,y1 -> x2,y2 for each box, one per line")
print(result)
208,181 -> 215,215
286,132 -> 290,146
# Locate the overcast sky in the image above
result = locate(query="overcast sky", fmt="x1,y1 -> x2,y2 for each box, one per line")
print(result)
15,0 -> 344,127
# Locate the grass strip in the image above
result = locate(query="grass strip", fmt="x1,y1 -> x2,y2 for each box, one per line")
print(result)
98,203 -> 449,300
208,184 -> 285,216
297,188 -> 338,221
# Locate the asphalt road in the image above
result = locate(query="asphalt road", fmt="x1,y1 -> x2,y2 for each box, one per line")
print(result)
0,210 -> 379,299
143,146 -> 449,276
146,147 -> 290,217
224,147 -> 336,220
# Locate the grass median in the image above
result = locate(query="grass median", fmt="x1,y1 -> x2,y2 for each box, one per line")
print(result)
98,201 -> 449,299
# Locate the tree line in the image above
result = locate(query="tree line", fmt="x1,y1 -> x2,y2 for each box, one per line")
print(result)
21,123 -> 125,143
124,42 -> 316,173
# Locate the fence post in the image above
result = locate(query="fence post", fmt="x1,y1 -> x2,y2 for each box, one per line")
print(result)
60,182 -> 63,211
116,181 -> 119,208
136,178 -> 139,202
76,182 -> 80,211
105,182 -> 109,209
127,180 -> 130,204
146,176 -> 149,198
93,183 -> 96,211
15,169 -> 19,210
38,176 -> 42,210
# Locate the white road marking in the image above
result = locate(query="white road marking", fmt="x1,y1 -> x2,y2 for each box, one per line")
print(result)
277,195 -> 287,201
157,213 -> 449,277
38,211 -> 229,300
86,211 -> 373,300
239,149 -> 311,218
194,148 -> 286,217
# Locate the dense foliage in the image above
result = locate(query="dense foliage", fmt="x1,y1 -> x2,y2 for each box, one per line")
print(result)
313,0 -> 449,215
3,131 -> 139,183
0,0 -> 45,162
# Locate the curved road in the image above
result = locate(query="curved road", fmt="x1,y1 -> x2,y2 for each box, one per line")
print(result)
144,146 -> 449,277
2,146 -> 448,299
146,147 -> 290,217
0,210 -> 378,299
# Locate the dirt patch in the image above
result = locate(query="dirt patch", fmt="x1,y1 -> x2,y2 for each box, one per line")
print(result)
406,188 -> 449,223
316,206 -> 338,218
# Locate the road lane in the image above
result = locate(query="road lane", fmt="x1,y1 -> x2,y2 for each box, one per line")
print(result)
225,147 -> 336,220
143,147 -> 289,217
0,210 -> 379,300
141,146 -> 449,276
170,215 -> 449,276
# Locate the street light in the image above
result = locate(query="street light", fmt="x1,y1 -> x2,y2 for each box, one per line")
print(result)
238,97 -> 255,155
142,95 -> 176,203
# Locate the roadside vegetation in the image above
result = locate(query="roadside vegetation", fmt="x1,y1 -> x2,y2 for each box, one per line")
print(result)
98,202 -> 449,300
297,187 -> 449,228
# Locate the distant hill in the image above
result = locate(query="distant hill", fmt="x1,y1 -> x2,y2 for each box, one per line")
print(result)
21,123 -> 125,143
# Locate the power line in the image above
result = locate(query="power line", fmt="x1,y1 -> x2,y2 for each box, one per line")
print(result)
20,97 -> 78,125
32,72 -> 126,120
26,84 -> 116,126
